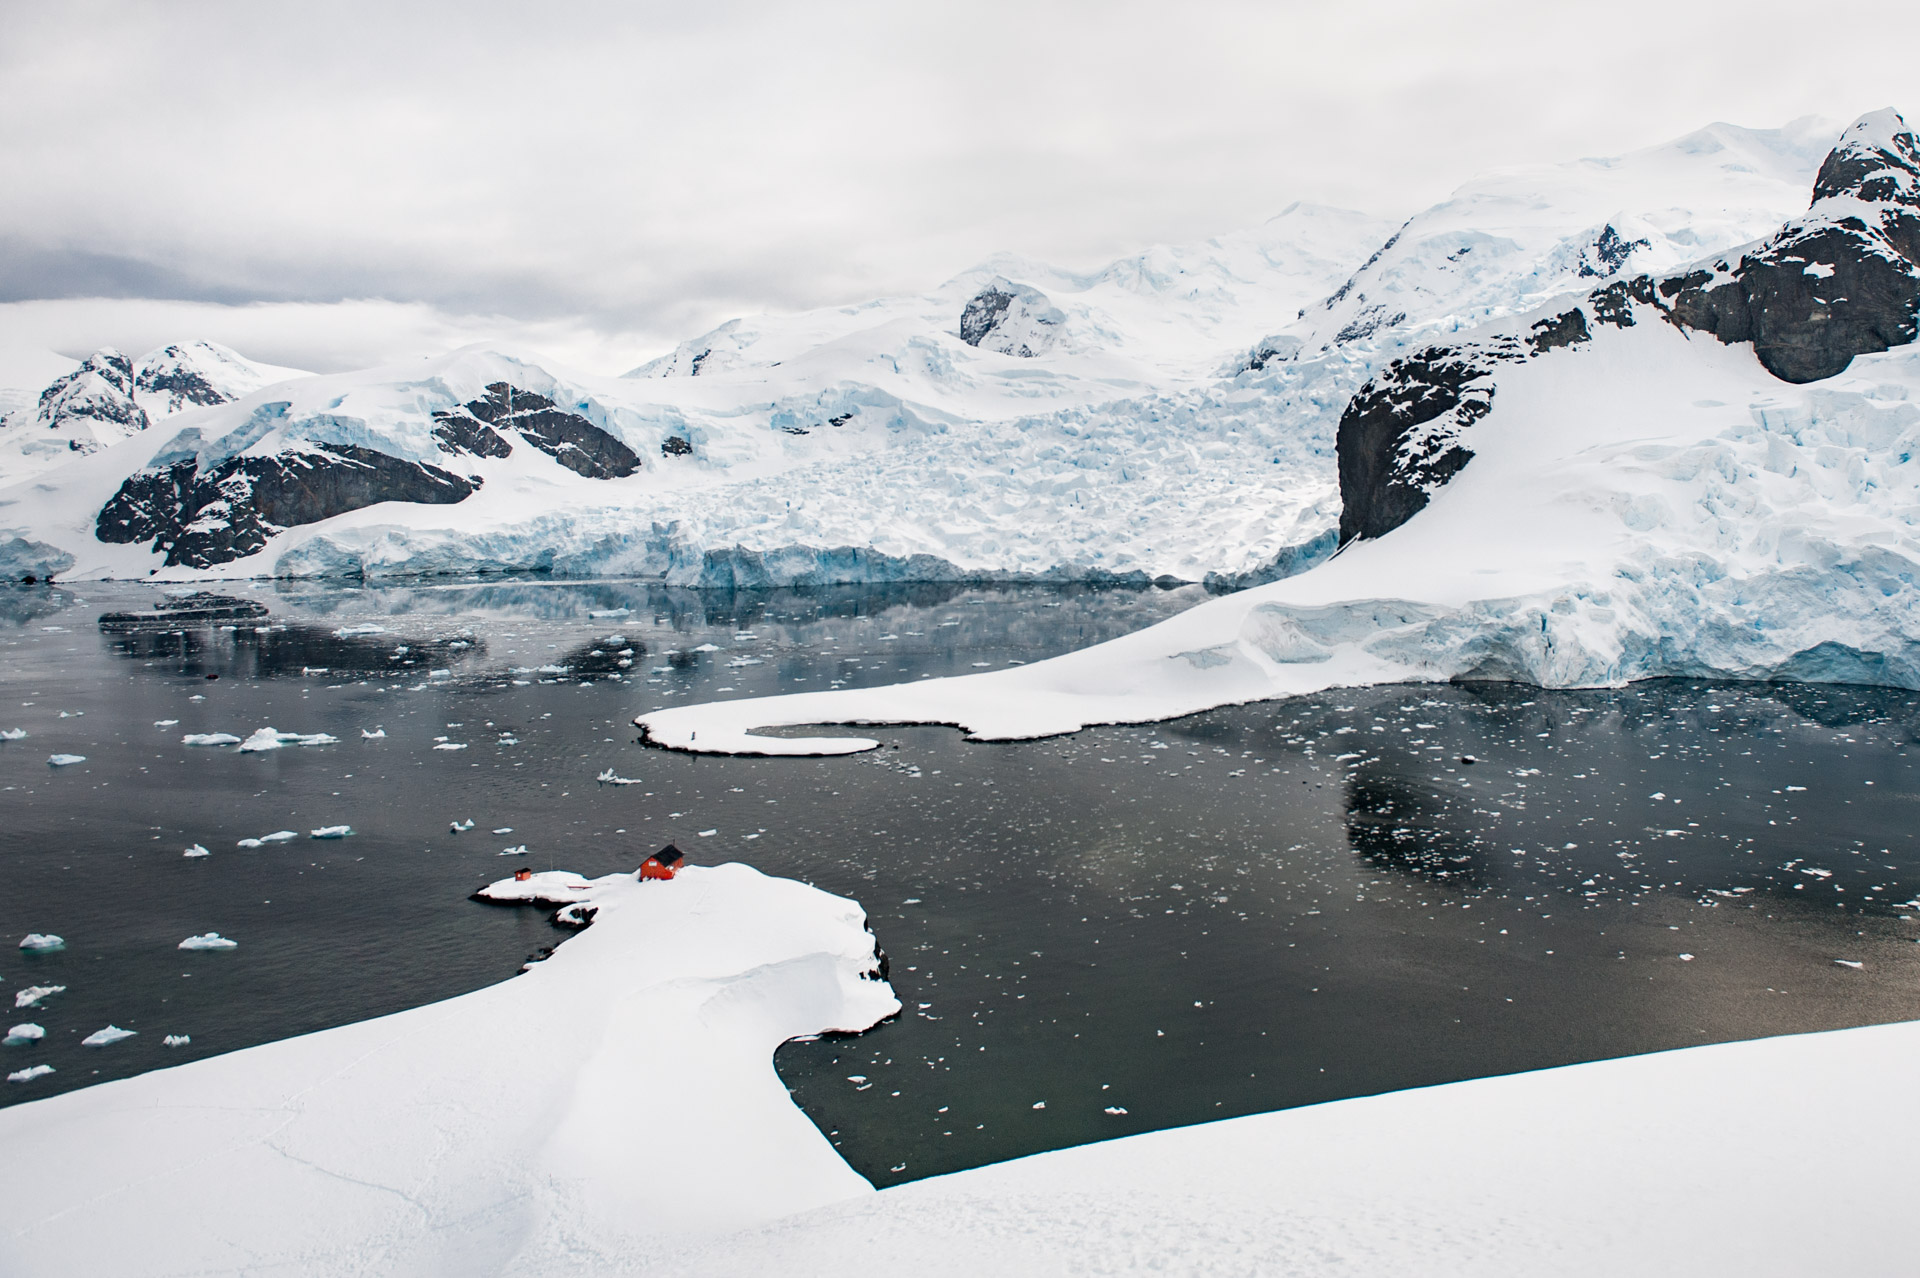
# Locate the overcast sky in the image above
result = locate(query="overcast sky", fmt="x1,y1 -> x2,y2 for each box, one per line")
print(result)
2,0 -> 1917,373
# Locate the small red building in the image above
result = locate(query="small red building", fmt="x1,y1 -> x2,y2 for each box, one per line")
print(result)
640,844 -> 685,881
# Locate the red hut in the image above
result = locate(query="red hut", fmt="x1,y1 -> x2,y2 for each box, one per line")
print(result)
640,844 -> 685,881
513,867 -> 534,882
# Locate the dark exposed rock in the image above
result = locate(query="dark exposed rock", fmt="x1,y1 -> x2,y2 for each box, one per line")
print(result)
1578,224 -> 1650,278
1336,110 -> 1920,545
97,445 -> 481,569
957,280 -> 1063,357
1335,310 -> 1589,544
959,288 -> 1016,346
34,349 -> 149,450
661,435 -> 694,456
133,346 -> 232,410
432,383 -> 639,478
1660,110 -> 1920,383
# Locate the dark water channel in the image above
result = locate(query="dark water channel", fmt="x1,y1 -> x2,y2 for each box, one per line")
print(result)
2,579 -> 1918,1191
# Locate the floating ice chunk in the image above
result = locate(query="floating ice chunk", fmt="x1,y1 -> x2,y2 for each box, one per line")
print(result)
1104,1106 -> 1129,1115
58,710 -> 82,718
238,727 -> 338,752
698,829 -> 717,837
587,607 -> 630,618
164,1034 -> 190,1047
183,733 -> 243,747
1679,953 -> 1695,961
309,826 -> 352,839
0,728 -> 26,741
726,657 -> 763,668
154,719 -> 179,727
450,818 -> 475,832
361,728 -> 387,739
604,634 -> 628,645
47,754 -> 85,766
492,827 -> 513,834
333,624 -> 386,637
500,845 -> 529,856
82,1025 -> 137,1047
178,933 -> 238,951
15,986 -> 64,1009
497,735 -> 519,745
4,1023 -> 44,1044
237,831 -> 299,848
18,934 -> 64,951
1032,1101 -> 1046,1110
434,742 -> 468,751
6,1064 -> 52,1083
183,844 -> 210,858
692,643 -> 721,653
1834,959 -> 1864,969
597,768 -> 643,785
537,665 -> 567,674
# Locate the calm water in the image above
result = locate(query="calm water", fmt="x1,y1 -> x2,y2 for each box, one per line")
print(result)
3,579 -> 1918,1190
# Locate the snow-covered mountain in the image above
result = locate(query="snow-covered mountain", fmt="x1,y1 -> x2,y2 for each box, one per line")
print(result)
0,341 -> 310,479
634,109 -> 1920,755
0,115 -> 1854,585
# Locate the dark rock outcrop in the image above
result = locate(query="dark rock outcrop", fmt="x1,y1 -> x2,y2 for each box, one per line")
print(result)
957,280 -> 1063,357
1336,310 -> 1589,544
1660,110 -> 1920,383
133,346 -> 235,411
34,349 -> 149,450
432,383 -> 639,478
1336,110 -> 1920,545
97,445 -> 481,569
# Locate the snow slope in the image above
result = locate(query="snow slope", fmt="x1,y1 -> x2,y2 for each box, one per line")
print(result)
0,116 -> 1836,586
662,1020 -> 1920,1277
0,863 -> 899,1276
636,110 -> 1920,754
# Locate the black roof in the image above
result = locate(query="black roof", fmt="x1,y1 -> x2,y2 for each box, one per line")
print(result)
653,844 -> 685,865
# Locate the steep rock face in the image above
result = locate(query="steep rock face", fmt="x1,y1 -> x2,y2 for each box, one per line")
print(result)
97,445 -> 481,569
431,383 -> 640,478
958,280 -> 1064,357
1337,110 -> 1920,544
131,342 -> 281,416
1336,310 -> 1591,543
33,349 -> 149,453
1662,109 -> 1920,383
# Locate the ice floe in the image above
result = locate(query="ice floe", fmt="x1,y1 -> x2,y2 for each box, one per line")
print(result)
182,732 -> 243,746
81,1025 -> 137,1047
236,831 -> 299,848
238,727 -> 338,752
14,985 -> 64,1009
46,753 -> 85,766
163,1035 -> 190,1048
309,826 -> 353,839
4,1022 -> 45,1045
1,727 -> 27,740
18,933 -> 64,951
183,844 -> 210,857
6,1064 -> 52,1083
178,933 -> 238,951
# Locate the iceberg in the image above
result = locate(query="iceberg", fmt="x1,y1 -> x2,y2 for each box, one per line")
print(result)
177,933 -> 238,951
182,732 -> 243,746
183,844 -> 210,857
1,727 -> 27,740
238,727 -> 339,752
309,826 -> 353,839
14,985 -> 64,1009
47,754 -> 85,766
4,1023 -> 45,1045
18,933 -> 64,951
6,1064 -> 52,1083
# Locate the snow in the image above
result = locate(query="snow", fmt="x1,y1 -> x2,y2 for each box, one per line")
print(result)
651,1021 -> 1920,1277
17,933 -> 64,951
0,863 -> 898,1275
177,933 -> 238,951
471,869 -> 597,905
80,1025 -> 137,1047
